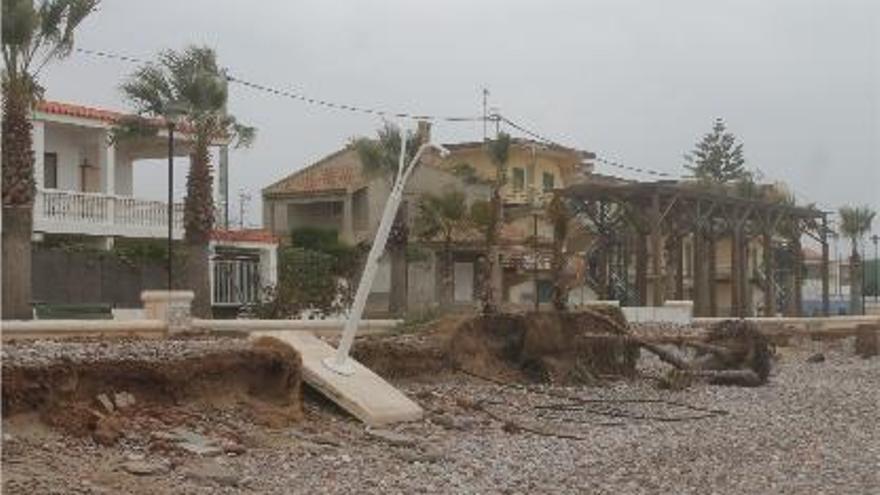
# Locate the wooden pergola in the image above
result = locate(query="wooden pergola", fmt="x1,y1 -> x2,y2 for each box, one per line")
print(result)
564,180 -> 830,317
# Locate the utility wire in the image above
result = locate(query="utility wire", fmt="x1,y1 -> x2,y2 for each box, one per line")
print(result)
76,45 -> 822,206
75,47 -> 484,123
498,114 -> 680,179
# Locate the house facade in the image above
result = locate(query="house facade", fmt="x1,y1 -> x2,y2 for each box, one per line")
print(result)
27,100 -> 276,311
262,131 -> 596,312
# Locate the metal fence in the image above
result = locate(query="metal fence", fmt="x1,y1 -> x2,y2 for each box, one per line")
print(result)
212,257 -> 261,306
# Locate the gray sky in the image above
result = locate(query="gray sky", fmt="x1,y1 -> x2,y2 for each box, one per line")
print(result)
42,0 -> 879,242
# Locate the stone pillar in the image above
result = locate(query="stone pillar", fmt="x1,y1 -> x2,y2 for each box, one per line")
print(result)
141,290 -> 194,334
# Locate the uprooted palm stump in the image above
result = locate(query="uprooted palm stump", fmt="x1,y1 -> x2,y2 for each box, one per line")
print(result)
446,307 -> 639,385
639,319 -> 773,387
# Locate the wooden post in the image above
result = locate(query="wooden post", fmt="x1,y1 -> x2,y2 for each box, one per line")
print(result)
741,230 -> 751,316
650,193 -> 664,307
762,227 -> 775,316
693,230 -> 705,316
708,225 -> 718,316
821,214 -> 830,316
731,225 -> 741,317
674,236 -> 684,300
793,233 -> 803,316
636,232 -> 648,306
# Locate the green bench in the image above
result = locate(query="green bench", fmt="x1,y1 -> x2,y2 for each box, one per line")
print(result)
33,303 -> 114,320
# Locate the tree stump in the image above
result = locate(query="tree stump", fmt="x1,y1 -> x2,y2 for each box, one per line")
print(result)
854,324 -> 879,358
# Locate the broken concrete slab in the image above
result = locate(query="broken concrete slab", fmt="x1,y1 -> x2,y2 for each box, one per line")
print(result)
252,331 -> 422,427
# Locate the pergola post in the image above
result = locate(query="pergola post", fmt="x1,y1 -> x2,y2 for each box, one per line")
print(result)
821,213 -> 830,316
636,232 -> 648,306
674,236 -> 684,300
762,227 -> 776,316
793,232 -> 804,316
731,222 -> 741,317
650,193 -> 664,307
708,225 -> 718,316
693,229 -> 706,315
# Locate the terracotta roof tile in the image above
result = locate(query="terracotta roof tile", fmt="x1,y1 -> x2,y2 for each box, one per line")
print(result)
35,100 -> 128,123
263,148 -> 365,196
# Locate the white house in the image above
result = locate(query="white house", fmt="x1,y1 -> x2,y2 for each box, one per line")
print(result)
29,100 -> 276,310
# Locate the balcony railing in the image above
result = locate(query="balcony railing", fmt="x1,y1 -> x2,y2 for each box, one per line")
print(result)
34,189 -> 184,239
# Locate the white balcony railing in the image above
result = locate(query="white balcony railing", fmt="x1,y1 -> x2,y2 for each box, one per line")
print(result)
35,189 -> 184,239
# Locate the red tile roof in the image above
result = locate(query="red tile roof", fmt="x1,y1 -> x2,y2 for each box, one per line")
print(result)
34,100 -> 195,134
211,229 -> 278,244
35,100 -> 128,123
263,148 -> 365,196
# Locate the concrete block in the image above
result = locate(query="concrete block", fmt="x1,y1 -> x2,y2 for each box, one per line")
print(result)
141,291 -> 194,334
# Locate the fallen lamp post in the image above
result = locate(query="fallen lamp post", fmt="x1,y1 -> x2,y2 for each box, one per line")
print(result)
324,126 -> 449,376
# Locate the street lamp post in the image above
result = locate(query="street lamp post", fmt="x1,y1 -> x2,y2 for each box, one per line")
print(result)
324,127 -> 449,376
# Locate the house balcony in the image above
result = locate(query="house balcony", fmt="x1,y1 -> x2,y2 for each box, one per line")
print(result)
34,188 -> 184,239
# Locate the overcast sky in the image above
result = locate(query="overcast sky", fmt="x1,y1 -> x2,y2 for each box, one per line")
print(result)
41,0 -> 879,242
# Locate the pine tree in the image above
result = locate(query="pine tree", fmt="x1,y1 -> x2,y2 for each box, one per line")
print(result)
684,118 -> 748,183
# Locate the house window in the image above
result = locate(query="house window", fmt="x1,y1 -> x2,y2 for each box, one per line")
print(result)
512,167 -> 525,192
542,172 -> 555,191
44,152 -> 58,189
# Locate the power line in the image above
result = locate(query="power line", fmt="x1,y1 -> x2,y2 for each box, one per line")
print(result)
499,114 -> 679,179
75,47 -> 484,123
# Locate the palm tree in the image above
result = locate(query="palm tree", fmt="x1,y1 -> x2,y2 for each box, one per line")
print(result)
416,189 -> 477,307
353,123 -> 423,316
118,46 -> 255,317
838,205 -> 876,314
481,132 -> 511,313
2,0 -> 98,319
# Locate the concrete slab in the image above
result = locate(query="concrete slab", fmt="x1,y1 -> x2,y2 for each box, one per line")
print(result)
252,331 -> 423,427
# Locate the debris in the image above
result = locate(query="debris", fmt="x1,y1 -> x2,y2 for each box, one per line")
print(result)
854,324 -> 878,358
96,394 -> 115,414
171,428 -> 224,457
121,459 -> 170,476
92,416 -> 122,446
637,319 -> 773,387
114,391 -> 136,410
807,353 -> 826,363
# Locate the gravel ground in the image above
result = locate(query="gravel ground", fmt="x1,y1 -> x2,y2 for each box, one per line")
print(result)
2,335 -> 879,494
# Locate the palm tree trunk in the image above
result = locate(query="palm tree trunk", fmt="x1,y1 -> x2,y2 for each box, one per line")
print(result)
481,191 -> 502,314
184,139 -> 215,318
850,243 -> 862,315
2,83 -> 36,319
440,238 -> 454,307
388,205 -> 408,316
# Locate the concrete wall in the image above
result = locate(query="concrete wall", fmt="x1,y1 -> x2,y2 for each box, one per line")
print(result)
32,249 -> 167,308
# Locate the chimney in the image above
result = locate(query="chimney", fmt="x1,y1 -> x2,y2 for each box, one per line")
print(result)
416,120 -> 432,145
